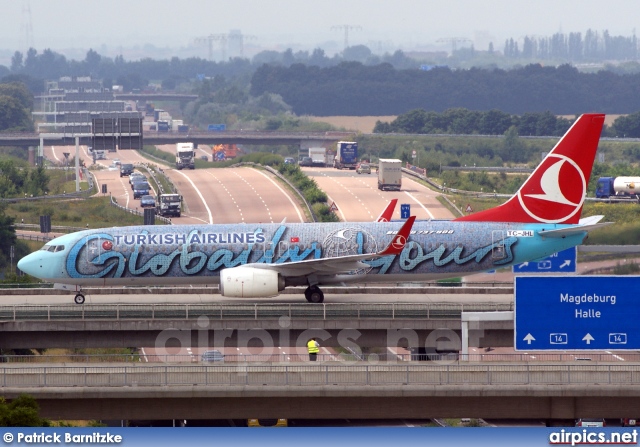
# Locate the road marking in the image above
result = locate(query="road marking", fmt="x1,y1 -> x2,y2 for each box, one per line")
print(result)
51,146 -> 60,162
255,169 -> 305,222
326,194 -> 347,221
172,170 -> 213,224
404,191 -> 435,219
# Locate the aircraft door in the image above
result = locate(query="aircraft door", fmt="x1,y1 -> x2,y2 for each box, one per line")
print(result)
262,241 -> 274,263
86,236 -> 103,261
491,230 -> 506,260
277,241 -> 289,260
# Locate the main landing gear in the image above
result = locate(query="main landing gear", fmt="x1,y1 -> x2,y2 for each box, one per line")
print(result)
74,293 -> 85,305
304,285 -> 324,304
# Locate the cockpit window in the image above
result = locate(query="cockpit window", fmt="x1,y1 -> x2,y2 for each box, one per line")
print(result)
41,245 -> 64,252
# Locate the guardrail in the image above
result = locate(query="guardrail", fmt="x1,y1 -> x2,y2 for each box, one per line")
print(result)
0,302 -> 514,321
1,363 -> 638,387
0,352 -> 636,364
16,224 -> 85,233
15,233 -> 52,242
0,167 -> 96,203
109,194 -> 172,224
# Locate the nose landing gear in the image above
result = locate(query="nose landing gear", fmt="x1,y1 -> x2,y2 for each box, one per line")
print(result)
74,293 -> 85,305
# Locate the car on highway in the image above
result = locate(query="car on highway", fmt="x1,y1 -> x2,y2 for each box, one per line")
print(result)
247,419 -> 287,427
575,418 -> 605,427
120,164 -> 134,177
299,157 -> 313,167
201,350 -> 224,362
139,195 -> 156,208
132,181 -> 151,199
129,173 -> 145,186
622,418 -> 637,427
356,163 -> 371,174
284,157 -> 295,165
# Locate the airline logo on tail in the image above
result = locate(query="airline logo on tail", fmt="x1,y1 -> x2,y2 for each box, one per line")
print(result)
519,154 -> 586,223
455,113 -> 604,225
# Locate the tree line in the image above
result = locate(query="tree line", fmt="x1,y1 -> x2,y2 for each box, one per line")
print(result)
249,62 -> 640,116
504,30 -> 637,62
373,109 -> 573,136
376,108 -> 640,139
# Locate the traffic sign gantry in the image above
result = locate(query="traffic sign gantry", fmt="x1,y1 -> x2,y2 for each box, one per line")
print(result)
515,276 -> 640,350
513,247 -> 576,273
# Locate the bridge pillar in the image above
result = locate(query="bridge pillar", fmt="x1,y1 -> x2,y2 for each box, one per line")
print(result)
27,146 -> 35,166
39,136 -> 44,166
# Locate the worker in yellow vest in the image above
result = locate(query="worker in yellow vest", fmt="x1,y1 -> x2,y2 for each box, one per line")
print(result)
307,337 -> 320,361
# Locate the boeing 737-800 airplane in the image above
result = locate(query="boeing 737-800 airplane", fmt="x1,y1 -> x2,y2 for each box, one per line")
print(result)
18,114 -> 609,304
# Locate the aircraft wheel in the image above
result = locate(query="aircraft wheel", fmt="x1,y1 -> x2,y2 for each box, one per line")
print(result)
305,286 -> 324,304
74,293 -> 85,305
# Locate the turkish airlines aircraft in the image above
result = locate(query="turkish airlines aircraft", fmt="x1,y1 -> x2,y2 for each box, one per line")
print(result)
18,114 -> 609,304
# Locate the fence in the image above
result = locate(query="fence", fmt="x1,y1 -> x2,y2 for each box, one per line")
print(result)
1,363 -> 639,387
0,302 -> 514,321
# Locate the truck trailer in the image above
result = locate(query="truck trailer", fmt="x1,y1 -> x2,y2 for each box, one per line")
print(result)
175,142 -> 195,170
309,147 -> 327,167
333,141 -> 358,169
596,176 -> 640,199
378,159 -> 402,191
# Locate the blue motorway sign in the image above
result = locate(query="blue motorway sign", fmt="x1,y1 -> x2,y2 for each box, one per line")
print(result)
515,276 -> 640,350
400,204 -> 410,219
512,247 -> 576,273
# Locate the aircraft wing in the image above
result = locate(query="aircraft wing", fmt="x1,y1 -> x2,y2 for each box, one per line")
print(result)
245,216 -> 415,277
538,215 -> 613,238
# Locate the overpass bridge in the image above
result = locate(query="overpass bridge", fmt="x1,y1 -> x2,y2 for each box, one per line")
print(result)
0,302 -> 513,350
0,131 -> 354,148
1,363 -> 639,420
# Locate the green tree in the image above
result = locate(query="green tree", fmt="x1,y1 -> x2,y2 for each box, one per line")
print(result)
0,395 -> 50,427
0,203 -> 17,270
0,95 -> 32,131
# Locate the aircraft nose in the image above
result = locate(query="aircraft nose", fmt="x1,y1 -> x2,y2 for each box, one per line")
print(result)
17,251 -> 58,279
17,252 -> 40,277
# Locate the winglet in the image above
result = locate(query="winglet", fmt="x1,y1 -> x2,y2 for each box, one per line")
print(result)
375,199 -> 398,222
378,216 -> 415,256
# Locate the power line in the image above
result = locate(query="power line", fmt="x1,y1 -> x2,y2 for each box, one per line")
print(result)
21,0 -> 34,53
332,25 -> 362,51
437,37 -> 471,53
195,31 -> 257,61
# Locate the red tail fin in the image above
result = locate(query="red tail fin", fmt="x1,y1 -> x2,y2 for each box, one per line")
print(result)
378,216 -> 415,256
376,199 -> 398,222
455,113 -> 605,224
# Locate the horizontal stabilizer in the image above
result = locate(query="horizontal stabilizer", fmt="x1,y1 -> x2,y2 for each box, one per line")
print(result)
538,216 -> 613,237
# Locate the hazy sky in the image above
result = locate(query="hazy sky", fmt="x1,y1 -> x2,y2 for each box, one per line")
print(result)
1,0 -> 640,62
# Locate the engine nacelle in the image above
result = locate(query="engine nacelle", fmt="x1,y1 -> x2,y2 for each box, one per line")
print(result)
219,267 -> 284,298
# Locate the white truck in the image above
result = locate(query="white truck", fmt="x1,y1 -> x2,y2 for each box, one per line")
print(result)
378,159 -> 402,191
308,147 -> 327,166
156,193 -> 182,218
175,142 -> 195,170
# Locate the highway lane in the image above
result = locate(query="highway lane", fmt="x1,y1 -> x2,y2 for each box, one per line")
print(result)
44,146 -> 306,225
302,167 -> 453,221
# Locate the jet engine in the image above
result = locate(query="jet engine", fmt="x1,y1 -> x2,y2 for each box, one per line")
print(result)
219,267 -> 285,298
